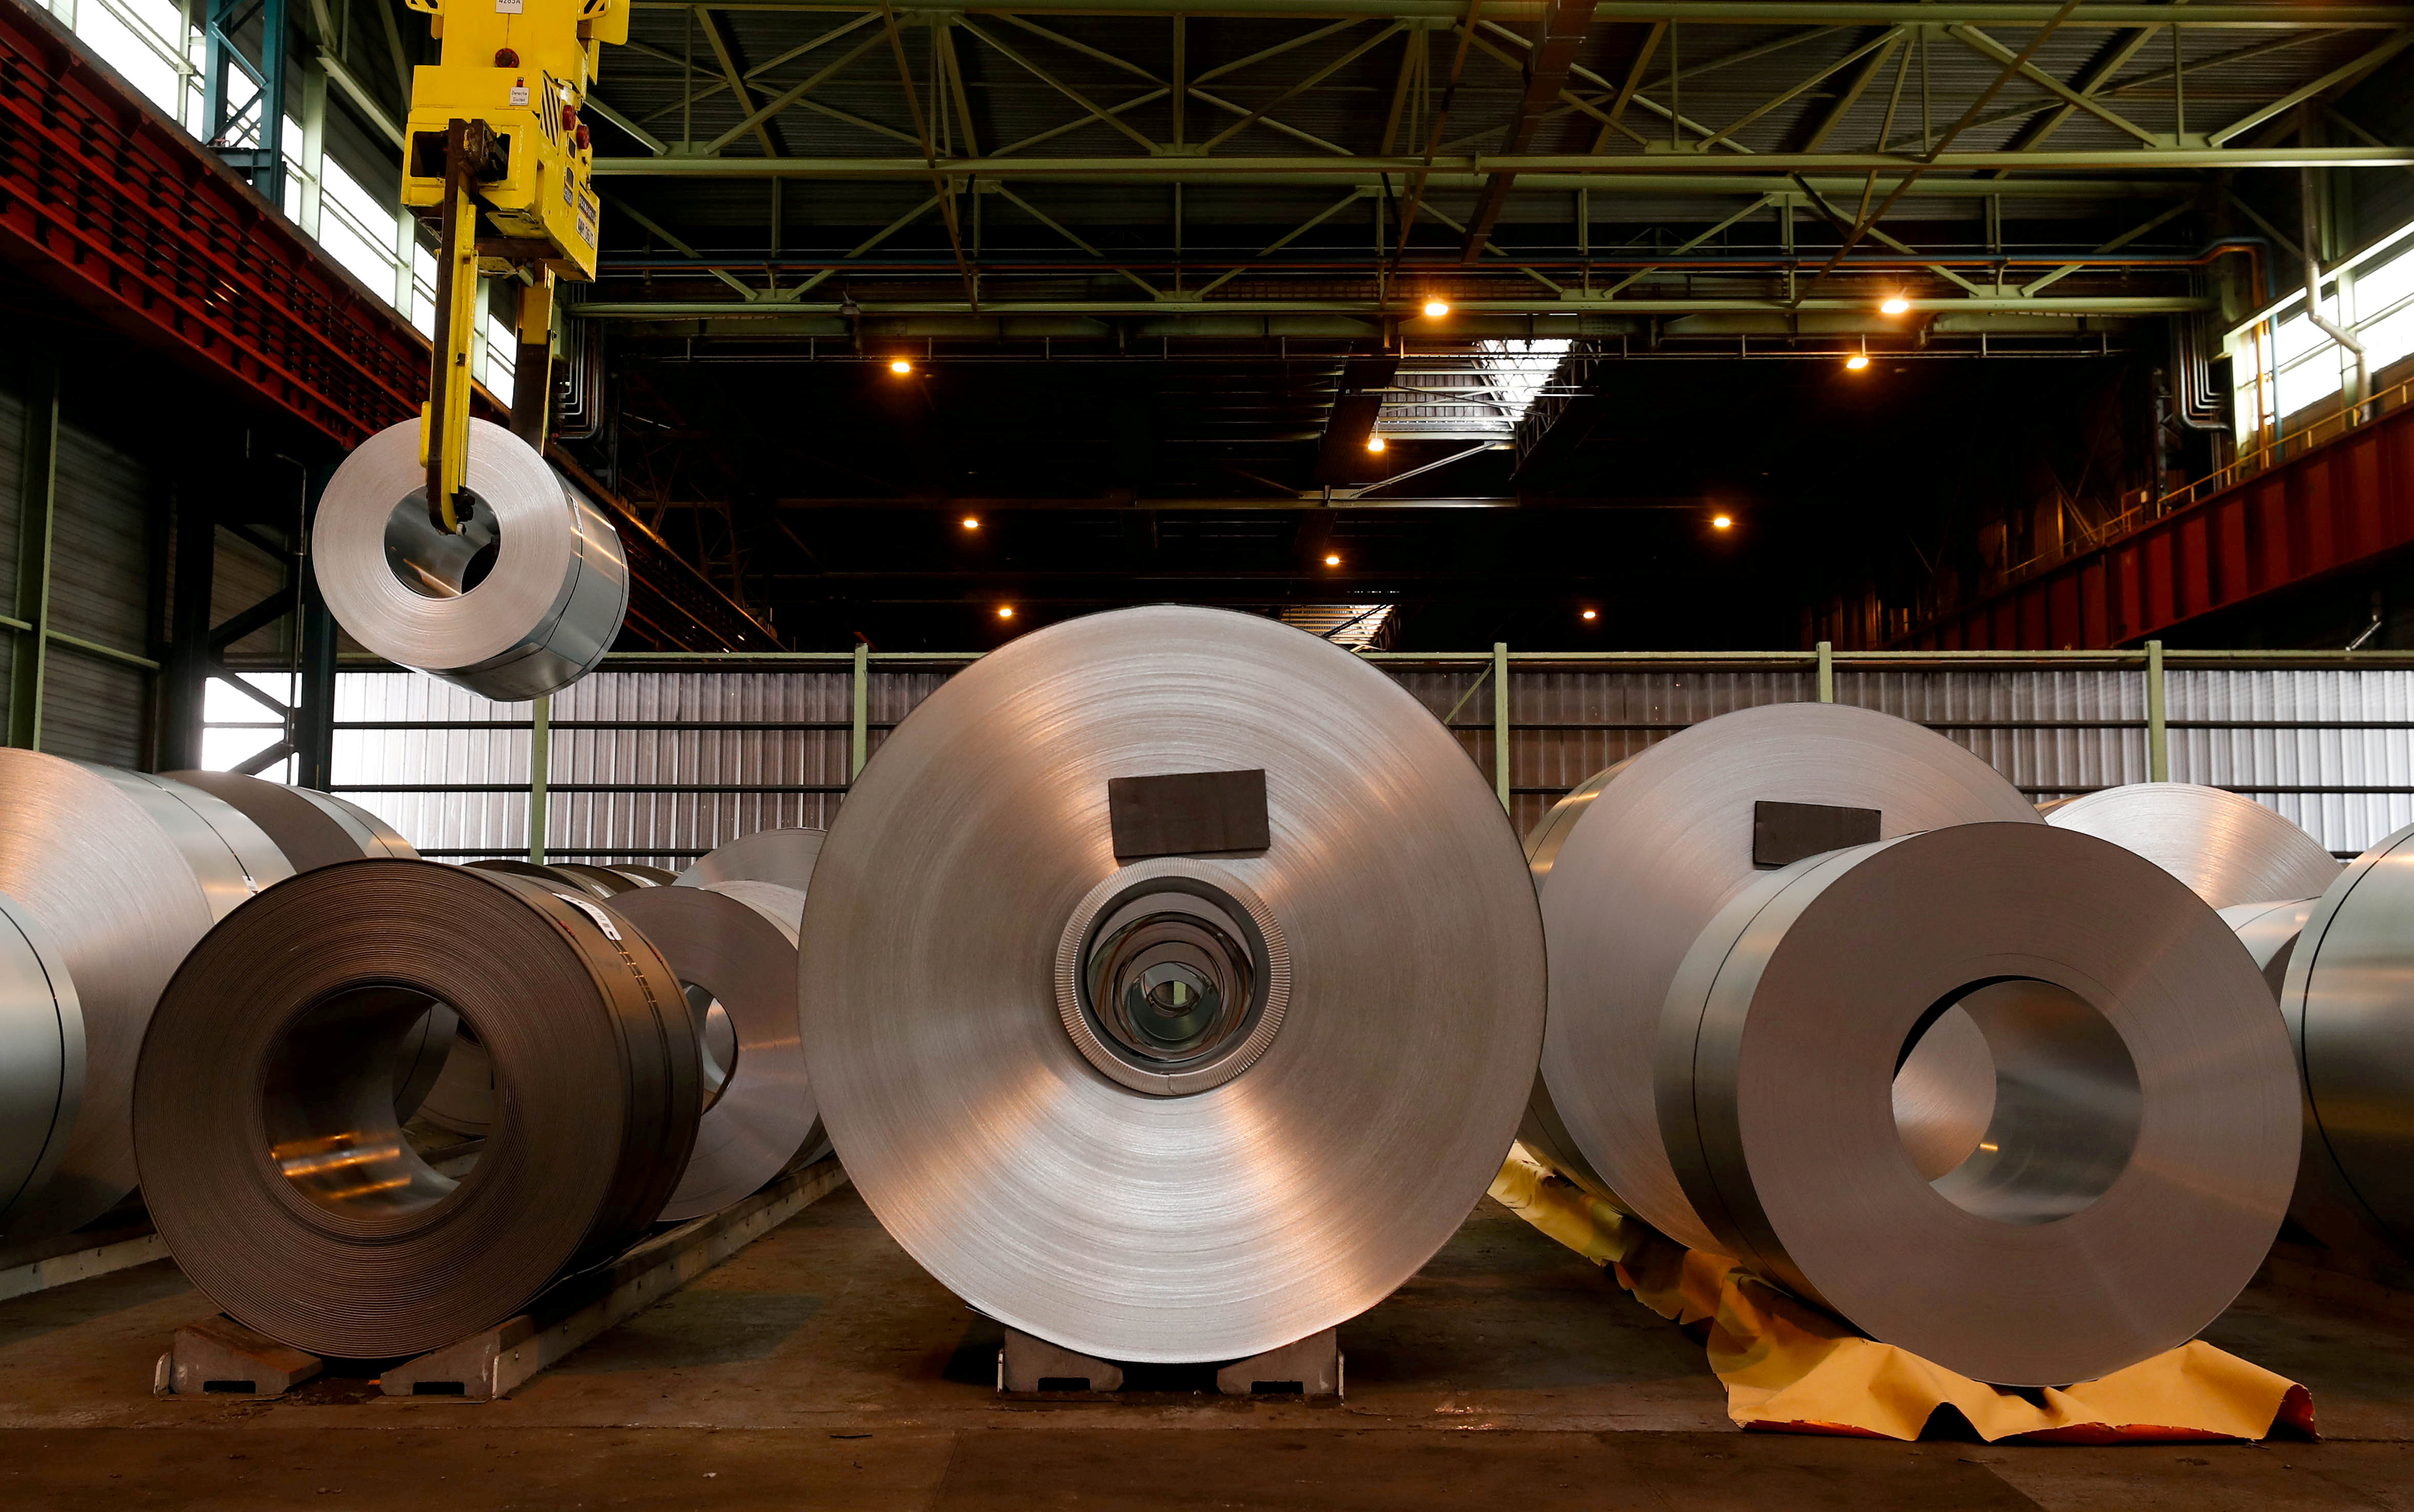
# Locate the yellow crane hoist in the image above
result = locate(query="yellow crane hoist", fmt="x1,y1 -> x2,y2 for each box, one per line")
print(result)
397,0 -> 624,534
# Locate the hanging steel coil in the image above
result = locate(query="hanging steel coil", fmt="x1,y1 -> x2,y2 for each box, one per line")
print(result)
162,770 -> 414,871
1527,702 -> 2042,1251
0,892 -> 82,1233
1656,822 -> 2297,1386
134,860 -> 699,1358
2042,783 -> 2341,909
800,606 -> 1544,1364
315,417 -> 628,702
2280,822 -> 2414,1265
610,883 -> 818,1220
0,752 -> 293,1238
677,828 -> 825,893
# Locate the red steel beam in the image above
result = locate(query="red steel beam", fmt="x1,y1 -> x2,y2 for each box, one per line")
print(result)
1893,400 -> 2414,649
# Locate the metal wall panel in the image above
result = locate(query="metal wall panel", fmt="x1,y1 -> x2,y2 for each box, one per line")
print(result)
327,662 -> 2414,866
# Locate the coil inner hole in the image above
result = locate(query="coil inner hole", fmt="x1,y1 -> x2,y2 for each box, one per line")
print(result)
386,489 -> 501,600
683,982 -> 739,1112
265,986 -> 480,1217
1895,978 -> 2141,1226
1081,888 -> 1263,1073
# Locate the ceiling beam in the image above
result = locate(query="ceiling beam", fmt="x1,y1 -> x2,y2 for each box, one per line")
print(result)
594,145 -> 2414,177
1461,0 -> 1599,262
573,292 -> 2214,315
630,2 -> 2414,27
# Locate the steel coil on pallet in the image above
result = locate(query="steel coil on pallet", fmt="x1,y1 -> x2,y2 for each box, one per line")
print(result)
1658,822 -> 2298,1386
2041,783 -> 2341,909
608,883 -> 818,1220
315,417 -> 627,702
0,892 -> 82,1232
1525,702 -> 2042,1249
161,771 -> 414,871
134,860 -> 699,1359
2279,823 -> 2414,1266
677,828 -> 825,893
0,752 -> 293,1238
800,606 -> 1544,1364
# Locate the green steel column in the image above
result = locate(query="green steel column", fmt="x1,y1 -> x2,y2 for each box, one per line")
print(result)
1816,640 -> 1834,703
851,642 -> 870,781
1492,641 -> 1510,812
8,354 -> 59,751
529,693 -> 550,863
2145,640 -> 2168,782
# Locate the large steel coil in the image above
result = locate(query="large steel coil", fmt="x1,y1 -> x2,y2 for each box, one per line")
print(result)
800,606 -> 1544,1363
162,770 -> 414,871
133,860 -> 699,1358
0,752 -> 292,1237
1657,822 -> 2298,1386
315,417 -> 628,701
609,883 -> 817,1220
2279,822 -> 2414,1265
676,828 -> 825,892
1527,702 -> 2041,1251
2042,783 -> 2341,908
0,892 -> 82,1231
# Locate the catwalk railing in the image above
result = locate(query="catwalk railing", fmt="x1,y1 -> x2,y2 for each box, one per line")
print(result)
286,642 -> 2414,864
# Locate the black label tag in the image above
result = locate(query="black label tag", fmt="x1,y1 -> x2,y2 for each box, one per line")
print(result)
1752,800 -> 1881,869
1108,770 -> 1271,861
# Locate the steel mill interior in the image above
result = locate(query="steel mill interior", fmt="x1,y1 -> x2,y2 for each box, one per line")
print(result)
5,0 -> 2414,1506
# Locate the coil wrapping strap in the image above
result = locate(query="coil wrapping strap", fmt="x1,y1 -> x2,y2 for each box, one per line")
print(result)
133,860 -> 699,1358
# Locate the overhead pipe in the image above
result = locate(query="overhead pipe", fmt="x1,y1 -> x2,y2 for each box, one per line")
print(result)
2301,168 -> 2371,424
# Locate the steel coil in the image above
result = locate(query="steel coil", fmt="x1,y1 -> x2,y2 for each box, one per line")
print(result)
613,865 -> 680,887
134,860 -> 700,1358
315,417 -> 628,701
677,828 -> 825,892
0,752 -> 293,1237
2042,783 -> 2341,908
2279,822 -> 2414,1264
162,771 -> 414,870
800,606 -> 1544,1363
1528,703 -> 2041,1251
2219,898 -> 2319,997
1657,822 -> 2298,1386
0,892 -> 82,1231
608,884 -> 817,1220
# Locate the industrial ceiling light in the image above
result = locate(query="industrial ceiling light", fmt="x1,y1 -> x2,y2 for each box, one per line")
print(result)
1324,553 -> 1342,566
840,293 -> 862,318
996,605 -> 1015,620
1880,292 -> 1911,316
961,516 -> 980,530
1366,435 -> 1387,454
1845,336 -> 1871,372
1423,298 -> 1450,318
1581,608 -> 1598,621
1712,514 -> 1734,530
889,357 -> 914,376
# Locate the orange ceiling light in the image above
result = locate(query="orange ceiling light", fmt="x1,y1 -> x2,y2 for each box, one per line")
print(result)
889,357 -> 913,375
1365,435 -> 1387,453
1422,298 -> 1450,318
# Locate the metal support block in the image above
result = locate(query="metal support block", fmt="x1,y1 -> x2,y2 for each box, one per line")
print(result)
999,1328 -> 1123,1393
380,1155 -> 848,1400
1215,1327 -> 1341,1397
999,1326 -> 1342,1397
155,1315 -> 323,1399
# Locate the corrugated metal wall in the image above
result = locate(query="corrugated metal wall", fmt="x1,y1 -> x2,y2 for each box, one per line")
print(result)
323,660 -> 2414,863
0,359 -> 159,768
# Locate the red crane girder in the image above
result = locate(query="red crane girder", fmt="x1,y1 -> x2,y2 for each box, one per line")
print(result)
1898,398 -> 2414,650
0,0 -> 424,445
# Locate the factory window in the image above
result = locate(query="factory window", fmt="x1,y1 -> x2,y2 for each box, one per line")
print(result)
1476,339 -> 1573,425
200,672 -> 297,783
60,0 -> 191,125
2229,222 -> 2414,442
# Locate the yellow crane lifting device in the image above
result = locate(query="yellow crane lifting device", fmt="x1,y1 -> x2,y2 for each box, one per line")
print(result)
397,0 -> 624,533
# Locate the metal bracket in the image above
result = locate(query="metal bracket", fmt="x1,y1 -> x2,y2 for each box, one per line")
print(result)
998,1325 -> 1342,1398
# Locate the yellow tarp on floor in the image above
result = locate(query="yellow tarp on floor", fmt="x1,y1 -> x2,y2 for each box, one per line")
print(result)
1488,1145 -> 2315,1443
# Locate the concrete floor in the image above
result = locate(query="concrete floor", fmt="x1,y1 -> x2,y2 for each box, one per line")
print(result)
3,1187 -> 2412,1508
